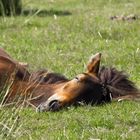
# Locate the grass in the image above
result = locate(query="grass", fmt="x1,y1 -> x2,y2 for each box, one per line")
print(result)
0,0 -> 140,139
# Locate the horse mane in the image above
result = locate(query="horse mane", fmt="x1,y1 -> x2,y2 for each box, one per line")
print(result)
98,66 -> 140,98
30,69 -> 69,84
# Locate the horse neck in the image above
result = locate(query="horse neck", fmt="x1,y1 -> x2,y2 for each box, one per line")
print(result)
8,80 -> 67,107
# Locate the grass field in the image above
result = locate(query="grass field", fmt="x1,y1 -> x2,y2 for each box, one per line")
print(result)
0,0 -> 140,139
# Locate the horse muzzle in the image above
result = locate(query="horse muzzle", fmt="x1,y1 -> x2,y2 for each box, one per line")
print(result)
36,94 -> 64,112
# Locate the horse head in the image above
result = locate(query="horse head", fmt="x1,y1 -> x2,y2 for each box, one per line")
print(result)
36,53 -> 112,112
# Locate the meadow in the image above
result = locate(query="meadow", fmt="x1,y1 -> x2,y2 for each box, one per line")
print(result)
0,0 -> 140,139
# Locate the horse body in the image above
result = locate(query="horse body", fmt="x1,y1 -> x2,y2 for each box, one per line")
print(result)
0,49 -> 139,112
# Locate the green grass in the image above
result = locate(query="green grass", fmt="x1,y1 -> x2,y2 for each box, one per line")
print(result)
0,0 -> 140,139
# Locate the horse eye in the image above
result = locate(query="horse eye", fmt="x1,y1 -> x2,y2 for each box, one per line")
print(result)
75,77 -> 80,82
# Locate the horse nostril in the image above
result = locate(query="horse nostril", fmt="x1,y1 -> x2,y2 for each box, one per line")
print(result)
36,100 -> 60,112
48,100 -> 60,111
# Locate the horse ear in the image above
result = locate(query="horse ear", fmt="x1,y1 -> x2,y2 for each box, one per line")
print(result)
87,53 -> 101,75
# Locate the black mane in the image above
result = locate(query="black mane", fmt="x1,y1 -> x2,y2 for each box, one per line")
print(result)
30,70 -> 69,84
98,66 -> 139,98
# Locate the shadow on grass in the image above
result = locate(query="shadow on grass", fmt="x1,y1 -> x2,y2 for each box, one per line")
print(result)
22,8 -> 72,17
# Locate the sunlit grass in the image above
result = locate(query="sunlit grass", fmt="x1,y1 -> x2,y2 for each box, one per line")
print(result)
0,0 -> 140,139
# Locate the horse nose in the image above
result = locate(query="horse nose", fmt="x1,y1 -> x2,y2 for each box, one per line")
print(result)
36,93 -> 65,112
48,100 -> 60,111
36,100 -> 60,112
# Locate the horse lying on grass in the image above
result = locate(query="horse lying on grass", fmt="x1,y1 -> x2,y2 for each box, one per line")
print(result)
0,49 -> 139,112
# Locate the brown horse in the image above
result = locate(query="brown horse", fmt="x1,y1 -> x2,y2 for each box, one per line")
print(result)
0,49 -> 139,112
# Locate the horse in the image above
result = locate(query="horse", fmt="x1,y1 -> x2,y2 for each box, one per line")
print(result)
0,49 -> 139,112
